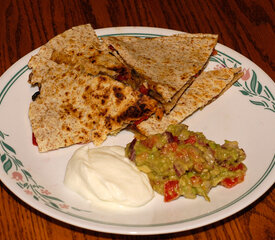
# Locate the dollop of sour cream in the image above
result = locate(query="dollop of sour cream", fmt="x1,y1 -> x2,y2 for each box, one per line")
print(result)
64,145 -> 154,208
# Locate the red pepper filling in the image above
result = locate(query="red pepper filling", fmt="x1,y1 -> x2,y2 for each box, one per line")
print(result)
212,49 -> 218,56
32,133 -> 38,146
133,115 -> 149,126
139,84 -> 149,95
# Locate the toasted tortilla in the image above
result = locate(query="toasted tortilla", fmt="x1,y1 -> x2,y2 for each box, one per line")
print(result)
28,56 -> 157,152
103,34 -> 218,112
136,67 -> 243,136
32,24 -> 130,80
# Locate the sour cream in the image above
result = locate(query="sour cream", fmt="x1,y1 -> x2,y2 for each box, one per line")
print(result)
64,145 -> 154,207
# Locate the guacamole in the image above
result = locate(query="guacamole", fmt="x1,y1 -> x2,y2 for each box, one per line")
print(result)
125,124 -> 246,202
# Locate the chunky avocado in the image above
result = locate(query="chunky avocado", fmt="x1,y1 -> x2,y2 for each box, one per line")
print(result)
126,124 -> 246,202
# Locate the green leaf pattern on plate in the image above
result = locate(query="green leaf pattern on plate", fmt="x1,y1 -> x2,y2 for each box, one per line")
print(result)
0,130 -> 91,213
210,51 -> 275,112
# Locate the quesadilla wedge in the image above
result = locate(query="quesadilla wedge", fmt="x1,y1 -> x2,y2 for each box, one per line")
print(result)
103,34 -> 218,112
33,24 -> 131,80
28,56 -> 157,152
136,67 -> 243,136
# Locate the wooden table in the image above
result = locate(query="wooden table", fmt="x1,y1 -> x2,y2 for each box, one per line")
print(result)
0,0 -> 274,239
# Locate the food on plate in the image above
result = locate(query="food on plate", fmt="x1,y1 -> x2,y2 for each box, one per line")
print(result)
103,33 -> 218,112
28,24 -> 157,152
27,24 -> 243,153
64,145 -> 154,207
28,56 -> 157,152
27,24 -> 247,206
136,67 -> 243,136
33,24 -> 131,80
125,124 -> 247,202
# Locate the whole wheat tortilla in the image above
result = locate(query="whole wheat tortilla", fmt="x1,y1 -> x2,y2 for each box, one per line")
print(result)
103,34 -> 218,112
136,67 -> 243,136
32,24 -> 129,79
28,56 -> 157,152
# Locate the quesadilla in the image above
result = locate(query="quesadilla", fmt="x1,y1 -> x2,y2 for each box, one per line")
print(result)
103,34 -> 218,112
28,56 -> 157,152
136,67 -> 243,136
33,24 -> 131,80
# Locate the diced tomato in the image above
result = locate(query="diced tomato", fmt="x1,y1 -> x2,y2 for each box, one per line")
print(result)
133,115 -> 149,126
32,133 -> 38,146
221,175 -> 245,188
139,84 -> 149,95
184,135 -> 197,144
228,163 -> 245,171
164,180 -> 180,202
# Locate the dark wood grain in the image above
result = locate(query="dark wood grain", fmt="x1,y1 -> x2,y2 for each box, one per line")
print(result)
0,0 -> 274,239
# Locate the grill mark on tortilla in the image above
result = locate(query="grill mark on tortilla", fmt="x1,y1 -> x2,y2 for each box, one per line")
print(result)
103,34 -> 218,112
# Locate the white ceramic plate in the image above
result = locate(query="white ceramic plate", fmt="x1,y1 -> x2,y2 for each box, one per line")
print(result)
0,27 -> 274,235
